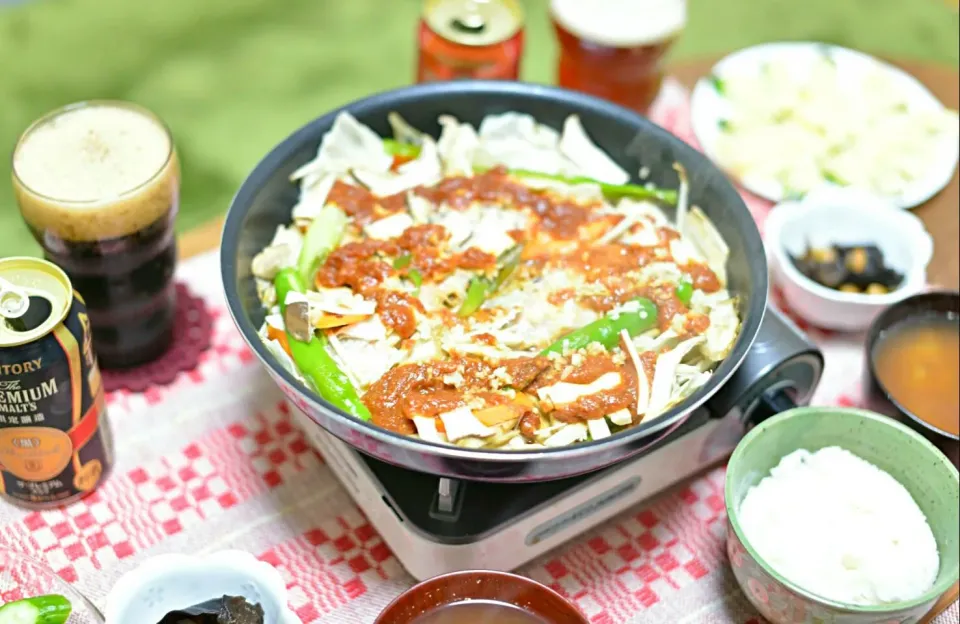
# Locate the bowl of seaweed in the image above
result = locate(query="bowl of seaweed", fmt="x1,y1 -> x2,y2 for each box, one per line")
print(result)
105,551 -> 298,624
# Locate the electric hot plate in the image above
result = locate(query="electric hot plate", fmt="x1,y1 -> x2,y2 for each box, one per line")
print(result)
293,306 -> 823,580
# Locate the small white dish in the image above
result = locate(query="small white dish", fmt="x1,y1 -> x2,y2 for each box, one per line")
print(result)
690,42 -> 959,209
764,186 -> 934,332
104,550 -> 299,624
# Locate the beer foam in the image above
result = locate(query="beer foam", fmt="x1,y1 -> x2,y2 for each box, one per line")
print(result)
550,0 -> 686,48
13,104 -> 178,242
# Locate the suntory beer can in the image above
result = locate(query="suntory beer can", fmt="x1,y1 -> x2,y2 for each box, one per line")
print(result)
0,257 -> 113,508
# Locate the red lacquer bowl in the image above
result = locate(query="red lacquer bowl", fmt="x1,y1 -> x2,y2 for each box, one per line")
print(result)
375,570 -> 588,624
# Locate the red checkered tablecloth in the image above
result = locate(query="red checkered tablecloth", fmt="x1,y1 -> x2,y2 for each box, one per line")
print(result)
0,80 -> 956,624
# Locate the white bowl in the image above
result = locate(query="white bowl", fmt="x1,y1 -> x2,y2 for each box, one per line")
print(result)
764,186 -> 934,331
104,550 -> 299,624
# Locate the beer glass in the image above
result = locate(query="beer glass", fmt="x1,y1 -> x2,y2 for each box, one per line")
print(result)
551,0 -> 686,114
12,101 -> 180,369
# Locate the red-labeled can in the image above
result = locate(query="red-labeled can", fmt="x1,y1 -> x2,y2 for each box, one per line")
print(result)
417,0 -> 525,82
0,257 -> 113,508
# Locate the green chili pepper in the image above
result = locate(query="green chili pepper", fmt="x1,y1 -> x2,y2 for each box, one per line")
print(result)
378,140 -> 677,205
507,169 -> 678,205
297,205 -> 348,284
457,244 -> 524,317
383,138 -> 421,159
274,269 -> 371,421
676,278 -> 694,306
458,277 -> 490,317
541,297 -> 658,356
393,254 -> 412,269
0,594 -> 72,624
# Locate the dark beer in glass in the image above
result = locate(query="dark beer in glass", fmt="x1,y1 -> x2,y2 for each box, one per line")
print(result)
13,101 -> 180,369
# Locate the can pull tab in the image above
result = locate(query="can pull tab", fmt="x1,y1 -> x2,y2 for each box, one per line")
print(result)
451,0 -> 487,34
0,278 -> 31,320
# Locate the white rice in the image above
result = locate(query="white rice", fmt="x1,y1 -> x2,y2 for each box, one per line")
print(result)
738,446 -> 939,606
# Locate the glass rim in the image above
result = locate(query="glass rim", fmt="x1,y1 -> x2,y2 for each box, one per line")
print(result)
11,99 -> 176,206
549,0 -> 688,46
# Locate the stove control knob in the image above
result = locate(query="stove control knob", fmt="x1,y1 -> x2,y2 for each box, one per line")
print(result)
743,386 -> 796,431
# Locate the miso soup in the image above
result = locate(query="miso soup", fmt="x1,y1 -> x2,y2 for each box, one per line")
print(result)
412,600 -> 547,624
873,316 -> 960,436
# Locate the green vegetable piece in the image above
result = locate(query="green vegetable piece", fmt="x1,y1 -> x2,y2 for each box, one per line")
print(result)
822,170 -> 846,185
717,119 -> 732,132
458,277 -> 490,317
508,169 -> 678,205
457,244 -> 525,317
0,594 -> 72,624
676,278 -> 694,306
708,73 -> 726,95
492,244 -> 524,291
296,205 -> 348,284
541,297 -> 658,356
409,269 -> 423,296
383,138 -> 421,159
392,254 -> 421,295
274,269 -> 371,421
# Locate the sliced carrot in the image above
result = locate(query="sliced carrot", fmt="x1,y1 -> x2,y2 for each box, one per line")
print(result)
512,393 -> 538,409
314,313 -> 370,329
580,216 -> 619,242
266,325 -> 292,357
474,404 -> 524,427
434,417 -> 446,434
391,154 -> 416,170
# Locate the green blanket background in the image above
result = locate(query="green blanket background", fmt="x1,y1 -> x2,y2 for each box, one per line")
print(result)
1,0 -> 957,257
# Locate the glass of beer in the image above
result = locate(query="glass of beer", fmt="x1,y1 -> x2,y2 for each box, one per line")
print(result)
12,101 -> 180,369
551,0 -> 686,114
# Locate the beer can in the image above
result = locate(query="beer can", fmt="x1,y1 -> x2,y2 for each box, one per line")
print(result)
417,0 -> 525,82
0,257 -> 113,508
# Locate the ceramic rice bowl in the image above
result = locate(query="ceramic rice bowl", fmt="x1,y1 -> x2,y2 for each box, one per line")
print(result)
725,407 -> 959,624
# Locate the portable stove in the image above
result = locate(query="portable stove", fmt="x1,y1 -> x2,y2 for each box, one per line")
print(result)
293,306 -> 823,581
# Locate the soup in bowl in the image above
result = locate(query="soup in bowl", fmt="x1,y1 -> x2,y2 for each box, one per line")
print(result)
865,290 -> 960,466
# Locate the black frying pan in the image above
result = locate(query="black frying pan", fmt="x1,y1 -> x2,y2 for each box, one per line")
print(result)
221,81 -> 767,482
